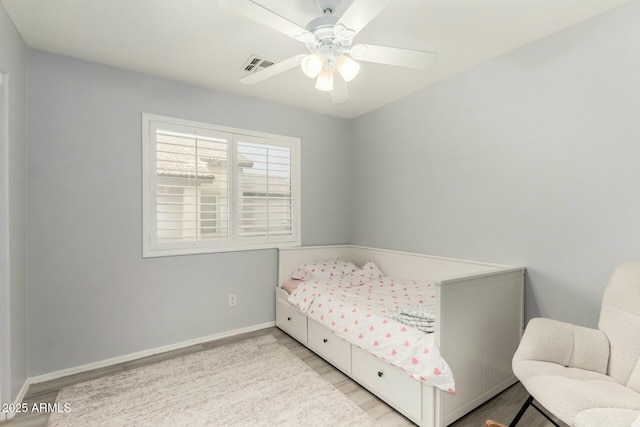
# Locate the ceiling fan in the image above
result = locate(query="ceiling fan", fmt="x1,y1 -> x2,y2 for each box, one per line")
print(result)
219,0 -> 438,104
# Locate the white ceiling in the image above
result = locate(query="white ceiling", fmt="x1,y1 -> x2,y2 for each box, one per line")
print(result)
1,0 -> 629,119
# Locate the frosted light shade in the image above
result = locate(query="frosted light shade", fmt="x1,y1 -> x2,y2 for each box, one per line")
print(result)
315,69 -> 334,91
335,55 -> 360,82
301,52 -> 326,78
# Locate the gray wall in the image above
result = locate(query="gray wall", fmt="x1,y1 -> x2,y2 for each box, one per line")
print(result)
26,51 -> 351,376
0,2 -> 28,405
19,0 -> 640,379
351,0 -> 640,328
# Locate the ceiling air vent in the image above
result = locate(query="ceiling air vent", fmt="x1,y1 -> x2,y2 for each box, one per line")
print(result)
242,55 -> 274,74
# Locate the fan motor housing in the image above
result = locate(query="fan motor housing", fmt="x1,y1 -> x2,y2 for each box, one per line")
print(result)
306,15 -> 339,41
304,15 -> 351,56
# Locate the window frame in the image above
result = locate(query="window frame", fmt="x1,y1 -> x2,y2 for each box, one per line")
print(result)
142,113 -> 301,258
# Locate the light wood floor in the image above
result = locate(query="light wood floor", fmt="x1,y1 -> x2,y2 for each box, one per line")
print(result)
2,327 -> 567,427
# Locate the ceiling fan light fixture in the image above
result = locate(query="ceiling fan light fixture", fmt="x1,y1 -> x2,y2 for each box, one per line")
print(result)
301,52 -> 326,78
315,68 -> 334,91
335,54 -> 360,82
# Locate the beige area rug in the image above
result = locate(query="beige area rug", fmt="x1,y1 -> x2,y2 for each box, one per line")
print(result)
47,334 -> 377,426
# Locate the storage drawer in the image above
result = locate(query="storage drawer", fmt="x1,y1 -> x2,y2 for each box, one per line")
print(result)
351,346 -> 422,422
307,319 -> 351,374
275,294 -> 307,344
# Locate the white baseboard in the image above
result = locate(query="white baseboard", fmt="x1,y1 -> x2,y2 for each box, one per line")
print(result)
30,321 -> 275,385
3,378 -> 31,421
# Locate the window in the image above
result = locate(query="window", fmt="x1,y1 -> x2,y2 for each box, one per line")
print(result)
142,114 -> 301,257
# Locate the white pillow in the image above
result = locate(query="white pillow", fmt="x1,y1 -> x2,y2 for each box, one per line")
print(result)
291,259 -> 358,281
335,261 -> 384,287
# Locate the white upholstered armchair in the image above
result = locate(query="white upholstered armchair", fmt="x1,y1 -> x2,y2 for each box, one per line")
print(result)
508,260 -> 640,427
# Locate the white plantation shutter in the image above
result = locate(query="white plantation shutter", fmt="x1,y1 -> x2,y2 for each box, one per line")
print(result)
235,136 -> 296,243
143,114 -> 300,257
152,125 -> 231,245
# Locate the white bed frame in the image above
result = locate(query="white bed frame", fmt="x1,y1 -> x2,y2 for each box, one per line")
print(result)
276,245 -> 525,427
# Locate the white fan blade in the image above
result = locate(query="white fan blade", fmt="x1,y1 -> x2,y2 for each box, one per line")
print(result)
331,75 -> 350,104
336,0 -> 393,37
219,0 -> 315,43
240,55 -> 302,85
350,44 -> 438,71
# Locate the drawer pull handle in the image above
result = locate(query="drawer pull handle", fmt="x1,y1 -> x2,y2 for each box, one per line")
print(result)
323,338 -> 328,343
287,317 -> 292,321
377,371 -> 384,378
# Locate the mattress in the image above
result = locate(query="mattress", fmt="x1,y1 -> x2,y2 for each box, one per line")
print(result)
287,277 -> 455,392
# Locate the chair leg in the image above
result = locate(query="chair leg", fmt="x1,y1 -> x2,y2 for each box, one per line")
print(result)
509,395 -> 533,427
530,401 -> 561,427
509,395 -> 561,427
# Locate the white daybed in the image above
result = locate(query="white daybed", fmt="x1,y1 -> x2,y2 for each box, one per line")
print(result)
275,245 -> 525,427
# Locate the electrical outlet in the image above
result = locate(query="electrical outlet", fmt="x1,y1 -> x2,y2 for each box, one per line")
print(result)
228,294 -> 237,307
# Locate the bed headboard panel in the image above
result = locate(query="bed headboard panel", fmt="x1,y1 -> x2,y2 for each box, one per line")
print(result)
278,245 -> 513,286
